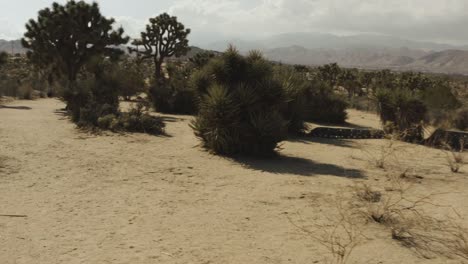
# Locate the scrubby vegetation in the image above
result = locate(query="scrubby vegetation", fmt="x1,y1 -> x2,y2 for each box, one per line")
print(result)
96,103 -> 165,135
0,54 -> 53,99
309,63 -> 464,141
375,88 -> 427,142
16,1 -> 164,135
275,66 -> 348,129
150,62 -> 197,114
191,47 -> 289,155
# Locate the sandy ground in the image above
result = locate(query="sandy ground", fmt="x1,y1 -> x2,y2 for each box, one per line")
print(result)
1,98 -> 468,264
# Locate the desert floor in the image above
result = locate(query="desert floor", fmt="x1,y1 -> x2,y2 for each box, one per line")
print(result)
1,98 -> 467,264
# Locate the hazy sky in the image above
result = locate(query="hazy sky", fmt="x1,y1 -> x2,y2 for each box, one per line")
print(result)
1,0 -> 467,45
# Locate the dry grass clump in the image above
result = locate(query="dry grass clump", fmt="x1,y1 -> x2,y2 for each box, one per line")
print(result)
360,140 -> 399,170
354,180 -> 468,260
353,183 -> 382,203
288,200 -> 365,264
390,215 -> 468,260
444,142 -> 465,173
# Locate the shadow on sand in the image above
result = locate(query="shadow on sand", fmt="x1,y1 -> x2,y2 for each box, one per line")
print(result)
0,105 -> 32,110
288,136 -> 358,148
232,154 -> 365,178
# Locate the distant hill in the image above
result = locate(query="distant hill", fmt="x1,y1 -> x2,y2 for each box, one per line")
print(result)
205,32 -> 465,53
263,46 -> 427,68
0,39 -> 220,61
3,34 -> 468,75
179,46 -> 222,59
263,45 -> 468,75
0,39 -> 25,54
200,33 -> 468,75
404,50 -> 468,75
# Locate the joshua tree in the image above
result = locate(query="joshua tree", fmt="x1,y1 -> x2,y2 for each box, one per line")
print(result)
317,63 -> 341,87
339,68 -> 361,98
129,13 -> 191,83
22,0 -> 129,113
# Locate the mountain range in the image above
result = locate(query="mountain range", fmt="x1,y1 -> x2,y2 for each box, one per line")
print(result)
0,39 -> 26,54
204,33 -> 468,75
2,33 -> 468,75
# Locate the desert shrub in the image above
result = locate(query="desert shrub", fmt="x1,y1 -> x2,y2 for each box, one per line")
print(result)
149,62 -> 197,114
63,78 -> 94,122
117,58 -> 146,100
68,57 -> 124,123
87,103 -> 165,135
17,83 -> 33,100
0,79 -> 36,100
191,47 -> 288,155
0,55 -> 43,99
421,81 -> 461,110
376,88 -> 427,142
274,66 -> 348,130
348,96 -> 376,112
189,51 -> 216,69
453,107 -> 468,131
307,80 -> 348,124
119,104 -> 165,135
66,56 -> 165,136
150,81 -> 197,115
97,114 -> 119,130
78,101 -> 117,127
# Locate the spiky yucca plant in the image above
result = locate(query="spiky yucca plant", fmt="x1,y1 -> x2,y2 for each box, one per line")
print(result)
191,47 -> 288,155
274,66 -> 309,133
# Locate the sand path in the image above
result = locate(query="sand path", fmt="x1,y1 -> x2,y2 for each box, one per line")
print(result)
1,99 -> 467,264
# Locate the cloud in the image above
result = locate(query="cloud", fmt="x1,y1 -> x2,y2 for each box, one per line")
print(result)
0,19 -> 22,40
114,16 -> 146,38
2,0 -> 467,45
165,0 -> 468,44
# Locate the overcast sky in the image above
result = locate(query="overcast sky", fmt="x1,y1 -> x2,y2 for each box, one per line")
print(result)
1,0 -> 467,45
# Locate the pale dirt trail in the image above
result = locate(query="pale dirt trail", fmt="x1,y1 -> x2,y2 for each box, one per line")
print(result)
1,99 -> 467,264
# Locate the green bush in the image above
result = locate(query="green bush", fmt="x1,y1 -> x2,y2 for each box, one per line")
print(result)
91,104 -> 165,135
97,114 -> 119,130
376,88 -> 427,142
72,61 -> 165,136
189,51 -> 216,69
191,47 -> 288,155
149,62 -> 197,114
117,59 -> 146,100
308,82 -> 348,124
310,95 -> 348,124
78,101 -> 117,127
119,104 -> 165,135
